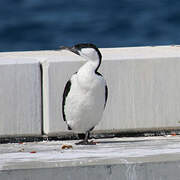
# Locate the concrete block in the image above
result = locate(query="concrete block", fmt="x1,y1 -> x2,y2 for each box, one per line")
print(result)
2,162 -> 180,180
1,136 -> 180,180
97,57 -> 180,130
42,51 -> 84,134
41,46 -> 180,134
0,57 -> 42,136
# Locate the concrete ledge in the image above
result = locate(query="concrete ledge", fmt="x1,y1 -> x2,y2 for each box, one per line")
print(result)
2,162 -> 180,180
1,136 -> 180,180
1,46 -> 180,136
0,57 -> 42,136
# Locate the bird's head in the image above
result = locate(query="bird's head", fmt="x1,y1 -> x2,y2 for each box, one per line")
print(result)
61,43 -> 101,62
72,43 -> 102,62
60,43 -> 102,71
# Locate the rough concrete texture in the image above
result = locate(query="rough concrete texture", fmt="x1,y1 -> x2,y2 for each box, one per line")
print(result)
40,46 -> 180,134
1,136 -> 180,180
0,57 -> 42,136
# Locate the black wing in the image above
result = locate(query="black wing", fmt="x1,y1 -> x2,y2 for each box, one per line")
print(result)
62,80 -> 71,122
95,72 -> 108,108
104,84 -> 108,108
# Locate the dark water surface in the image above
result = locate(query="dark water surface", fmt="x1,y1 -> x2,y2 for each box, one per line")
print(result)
0,0 -> 180,52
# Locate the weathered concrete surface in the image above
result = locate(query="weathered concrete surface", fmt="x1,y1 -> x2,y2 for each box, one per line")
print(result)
1,136 -> 180,180
0,57 -> 42,136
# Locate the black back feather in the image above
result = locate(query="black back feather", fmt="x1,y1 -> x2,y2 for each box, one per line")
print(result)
104,85 -> 108,108
95,72 -> 108,108
62,80 -> 71,122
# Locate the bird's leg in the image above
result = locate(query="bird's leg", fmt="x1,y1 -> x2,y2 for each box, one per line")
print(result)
84,131 -> 89,143
75,131 -> 89,145
75,131 -> 95,145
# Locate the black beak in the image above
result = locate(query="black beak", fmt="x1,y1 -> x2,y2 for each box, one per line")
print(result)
59,46 -> 80,56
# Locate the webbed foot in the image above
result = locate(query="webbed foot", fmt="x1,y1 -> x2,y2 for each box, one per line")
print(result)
75,140 -> 96,145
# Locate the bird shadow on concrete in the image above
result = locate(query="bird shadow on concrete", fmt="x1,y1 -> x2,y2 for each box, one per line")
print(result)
94,139 -> 149,144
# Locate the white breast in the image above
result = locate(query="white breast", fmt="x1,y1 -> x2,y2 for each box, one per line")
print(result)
64,73 -> 106,133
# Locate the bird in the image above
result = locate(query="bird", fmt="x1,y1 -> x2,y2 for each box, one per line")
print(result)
62,43 -> 108,145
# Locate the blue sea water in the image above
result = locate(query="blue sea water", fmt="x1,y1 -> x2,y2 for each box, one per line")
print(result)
0,0 -> 180,52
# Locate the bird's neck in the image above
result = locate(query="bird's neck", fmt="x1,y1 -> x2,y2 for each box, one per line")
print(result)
78,60 -> 99,76
77,60 -> 100,88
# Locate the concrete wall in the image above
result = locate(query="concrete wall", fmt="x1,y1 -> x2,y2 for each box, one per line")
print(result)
0,57 -> 42,136
1,161 -> 180,180
1,46 -> 180,136
42,46 -> 180,135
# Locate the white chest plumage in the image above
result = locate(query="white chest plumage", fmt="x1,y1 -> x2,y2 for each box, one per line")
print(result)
64,66 -> 106,133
